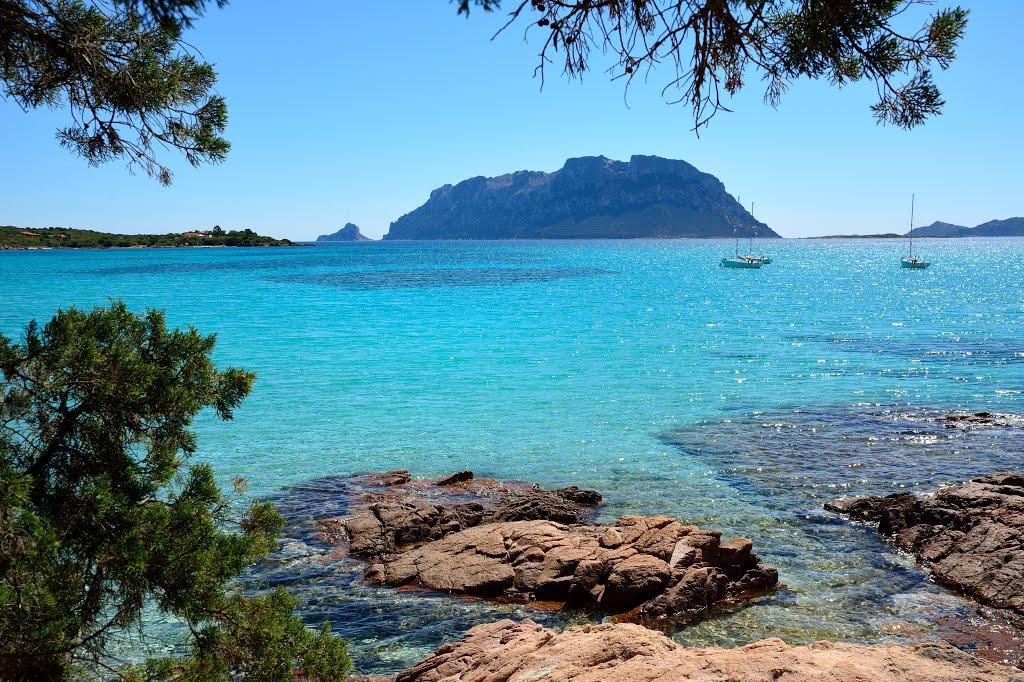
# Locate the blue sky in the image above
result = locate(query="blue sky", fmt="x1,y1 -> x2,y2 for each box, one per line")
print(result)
2,1 -> 1021,239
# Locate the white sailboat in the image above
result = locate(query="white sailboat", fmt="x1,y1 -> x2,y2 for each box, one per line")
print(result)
721,198 -> 763,268
901,194 -> 931,269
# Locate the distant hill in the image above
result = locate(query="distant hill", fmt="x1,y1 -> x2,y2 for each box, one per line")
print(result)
909,221 -> 968,237
316,223 -> 372,242
384,155 -> 778,240
910,218 -> 1024,237
0,226 -> 294,249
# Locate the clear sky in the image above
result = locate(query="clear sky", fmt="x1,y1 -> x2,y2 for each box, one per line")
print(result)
2,1 -> 1022,240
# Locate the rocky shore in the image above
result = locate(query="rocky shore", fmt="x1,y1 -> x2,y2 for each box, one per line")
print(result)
385,619 -> 1024,682
294,468 -> 1024,681
826,471 -> 1024,625
325,470 -> 777,620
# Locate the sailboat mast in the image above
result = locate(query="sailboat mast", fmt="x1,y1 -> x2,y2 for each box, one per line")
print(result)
909,194 -> 915,258
749,202 -> 755,254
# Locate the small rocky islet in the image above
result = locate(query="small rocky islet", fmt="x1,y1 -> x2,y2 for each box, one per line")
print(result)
316,223 -> 373,242
289,467 -> 1024,680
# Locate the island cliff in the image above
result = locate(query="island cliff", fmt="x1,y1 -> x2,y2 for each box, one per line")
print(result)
316,223 -> 372,241
383,155 -> 778,240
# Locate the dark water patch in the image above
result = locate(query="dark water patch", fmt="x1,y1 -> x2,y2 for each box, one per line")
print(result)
664,405 -> 1024,505
80,248 -> 548,276
661,405 -> 1024,665
791,334 -> 1024,367
266,267 -> 615,290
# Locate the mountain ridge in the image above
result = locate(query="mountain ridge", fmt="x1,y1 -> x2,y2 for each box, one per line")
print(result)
910,218 -> 1024,237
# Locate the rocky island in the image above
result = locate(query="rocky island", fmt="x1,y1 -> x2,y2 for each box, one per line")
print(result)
316,223 -> 373,241
383,155 -> 778,240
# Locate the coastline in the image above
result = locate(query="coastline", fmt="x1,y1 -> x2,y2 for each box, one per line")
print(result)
0,242 -> 307,250
275,466 -> 1024,679
0,225 -> 297,249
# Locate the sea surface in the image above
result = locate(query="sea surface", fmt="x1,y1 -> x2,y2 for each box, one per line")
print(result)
2,238 -> 1024,673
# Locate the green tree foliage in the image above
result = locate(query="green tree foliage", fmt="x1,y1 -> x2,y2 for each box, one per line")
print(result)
0,0 -> 229,184
0,302 -> 351,681
458,0 -> 969,130
1,1 -> 969,185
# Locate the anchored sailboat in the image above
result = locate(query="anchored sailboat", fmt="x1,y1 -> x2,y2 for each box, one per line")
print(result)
721,198 -> 763,268
901,194 -> 931,269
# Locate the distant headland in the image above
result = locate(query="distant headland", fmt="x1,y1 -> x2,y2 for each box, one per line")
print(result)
906,217 -> 1024,237
316,223 -> 373,242
811,217 -> 1024,239
384,155 -> 778,240
0,225 -> 295,249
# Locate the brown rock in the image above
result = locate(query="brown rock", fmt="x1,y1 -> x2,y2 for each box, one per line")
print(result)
600,553 -> 672,610
485,488 -> 592,525
362,515 -> 774,618
827,471 -> 1024,625
638,565 -> 727,618
554,485 -> 603,505
394,619 -> 1024,682
332,470 -> 775,620
341,473 -> 600,561
435,470 -> 474,486
372,469 -> 412,486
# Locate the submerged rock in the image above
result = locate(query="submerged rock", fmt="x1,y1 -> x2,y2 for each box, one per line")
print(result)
928,412 -> 1024,429
393,619 -> 1024,682
826,472 -> 1024,624
334,470 -> 777,620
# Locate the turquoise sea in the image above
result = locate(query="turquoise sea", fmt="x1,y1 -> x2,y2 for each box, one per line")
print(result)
3,239 -> 1024,673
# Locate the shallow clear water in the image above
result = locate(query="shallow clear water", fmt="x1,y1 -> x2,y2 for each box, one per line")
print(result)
2,238 -> 1023,672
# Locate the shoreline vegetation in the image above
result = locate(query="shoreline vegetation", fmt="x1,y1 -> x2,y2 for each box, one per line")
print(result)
0,225 -> 296,249
0,303 -> 351,681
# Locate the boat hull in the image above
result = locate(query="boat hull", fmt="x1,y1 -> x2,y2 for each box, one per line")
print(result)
721,258 -> 762,269
900,258 -> 931,269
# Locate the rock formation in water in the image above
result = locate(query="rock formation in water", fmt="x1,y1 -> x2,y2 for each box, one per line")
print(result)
316,223 -> 372,241
391,619 -> 1023,682
383,155 -> 779,240
910,217 -> 1024,237
331,470 -> 778,619
826,471 -> 1024,624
